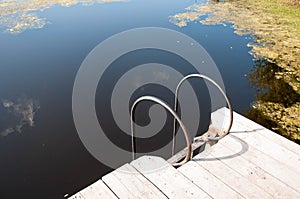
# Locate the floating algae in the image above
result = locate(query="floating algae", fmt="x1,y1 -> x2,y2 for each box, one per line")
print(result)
170,0 -> 300,142
0,0 -> 127,34
170,0 -> 300,92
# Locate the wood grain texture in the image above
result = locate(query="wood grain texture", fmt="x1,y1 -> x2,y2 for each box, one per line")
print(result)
70,108 -> 300,199
80,180 -> 117,199
178,161 -> 243,199
131,156 -> 211,199
102,163 -> 166,198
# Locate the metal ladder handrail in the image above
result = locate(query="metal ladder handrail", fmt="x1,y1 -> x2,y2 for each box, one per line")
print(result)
172,74 -> 233,156
130,96 -> 192,167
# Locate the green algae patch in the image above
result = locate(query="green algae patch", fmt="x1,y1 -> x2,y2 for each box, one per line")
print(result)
170,0 -> 300,142
0,0 -> 127,34
170,0 -> 300,93
247,101 -> 300,142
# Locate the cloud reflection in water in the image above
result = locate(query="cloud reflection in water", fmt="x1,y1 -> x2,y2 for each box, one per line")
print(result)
0,97 -> 40,136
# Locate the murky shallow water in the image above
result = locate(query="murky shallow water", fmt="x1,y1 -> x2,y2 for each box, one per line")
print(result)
0,0 -> 256,197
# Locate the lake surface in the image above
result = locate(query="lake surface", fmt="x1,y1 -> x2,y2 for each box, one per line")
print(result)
0,0 -> 256,198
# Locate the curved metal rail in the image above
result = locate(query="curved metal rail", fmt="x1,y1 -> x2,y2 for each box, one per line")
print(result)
131,96 -> 192,167
172,74 -> 233,155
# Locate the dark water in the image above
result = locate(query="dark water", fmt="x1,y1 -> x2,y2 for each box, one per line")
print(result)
0,0 -> 256,198
245,59 -> 300,144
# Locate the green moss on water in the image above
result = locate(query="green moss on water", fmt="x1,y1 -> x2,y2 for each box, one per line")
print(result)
170,0 -> 300,142
0,0 -> 127,34
170,0 -> 300,92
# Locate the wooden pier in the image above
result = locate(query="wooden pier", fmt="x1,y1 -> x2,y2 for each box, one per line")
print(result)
70,108 -> 300,198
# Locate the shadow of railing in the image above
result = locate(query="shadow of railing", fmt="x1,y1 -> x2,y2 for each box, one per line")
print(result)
193,134 -> 249,161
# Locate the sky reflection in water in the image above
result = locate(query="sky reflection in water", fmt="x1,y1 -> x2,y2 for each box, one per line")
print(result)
0,0 -> 257,197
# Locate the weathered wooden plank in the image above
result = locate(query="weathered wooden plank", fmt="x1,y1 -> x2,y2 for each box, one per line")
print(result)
68,192 -> 85,199
218,134 -> 300,193
214,107 -> 300,155
211,108 -> 300,173
69,108 -> 300,198
79,179 -> 117,199
231,109 -> 300,156
197,135 -> 300,198
192,153 -> 273,198
102,169 -> 134,198
102,163 -> 167,198
131,156 -> 211,199
178,161 -> 243,199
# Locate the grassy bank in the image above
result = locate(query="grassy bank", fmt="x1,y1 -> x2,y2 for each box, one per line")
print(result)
170,0 -> 300,142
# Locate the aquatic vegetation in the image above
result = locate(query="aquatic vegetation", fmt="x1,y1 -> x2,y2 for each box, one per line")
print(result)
0,12 -> 46,33
170,0 -> 300,142
0,0 -> 127,34
245,60 -> 300,143
170,0 -> 300,93
170,11 -> 200,27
